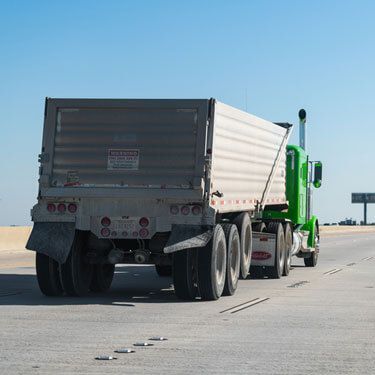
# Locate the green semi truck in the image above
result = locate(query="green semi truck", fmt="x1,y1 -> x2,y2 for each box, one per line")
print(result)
27,99 -> 322,300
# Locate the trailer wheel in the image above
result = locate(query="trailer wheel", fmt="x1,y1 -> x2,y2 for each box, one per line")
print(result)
221,224 -> 240,296
198,224 -> 227,300
304,224 -> 319,267
265,222 -> 285,279
36,253 -> 64,296
233,213 -> 252,279
252,222 -> 266,233
173,249 -> 198,300
250,222 -> 266,278
283,223 -> 293,276
155,265 -> 172,277
90,264 -> 115,292
61,231 -> 93,296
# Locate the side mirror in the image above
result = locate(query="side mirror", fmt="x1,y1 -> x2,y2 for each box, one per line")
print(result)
313,162 -> 322,188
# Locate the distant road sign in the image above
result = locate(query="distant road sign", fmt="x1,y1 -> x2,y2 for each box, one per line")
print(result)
352,193 -> 375,204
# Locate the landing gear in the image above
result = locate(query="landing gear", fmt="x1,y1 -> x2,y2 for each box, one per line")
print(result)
304,224 -> 319,267
265,222 -> 285,279
60,231 -> 94,296
36,253 -> 64,296
221,224 -> 240,296
233,213 -> 252,279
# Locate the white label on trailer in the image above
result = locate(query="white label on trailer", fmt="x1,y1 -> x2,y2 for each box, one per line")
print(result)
107,149 -> 139,170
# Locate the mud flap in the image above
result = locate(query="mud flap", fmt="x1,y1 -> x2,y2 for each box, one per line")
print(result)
26,222 -> 76,264
163,225 -> 213,254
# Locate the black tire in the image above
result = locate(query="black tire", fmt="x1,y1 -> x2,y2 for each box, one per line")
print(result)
173,249 -> 198,300
61,231 -> 94,296
221,224 -> 240,296
36,253 -> 64,296
198,224 -> 227,301
155,264 -> 172,277
250,266 -> 264,279
90,264 -> 115,292
283,223 -> 293,276
265,222 -> 285,279
250,222 -> 266,278
252,222 -> 266,233
304,224 -> 319,267
233,213 -> 252,279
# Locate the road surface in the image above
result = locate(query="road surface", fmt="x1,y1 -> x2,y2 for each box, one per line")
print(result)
0,233 -> 374,374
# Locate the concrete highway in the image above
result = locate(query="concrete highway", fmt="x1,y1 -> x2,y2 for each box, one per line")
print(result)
0,232 -> 374,374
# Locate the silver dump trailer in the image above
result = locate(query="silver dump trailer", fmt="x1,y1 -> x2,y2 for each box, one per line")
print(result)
27,98 -> 292,300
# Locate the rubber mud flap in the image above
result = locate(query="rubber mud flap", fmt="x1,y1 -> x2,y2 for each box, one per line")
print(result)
164,225 -> 213,254
26,222 -> 76,264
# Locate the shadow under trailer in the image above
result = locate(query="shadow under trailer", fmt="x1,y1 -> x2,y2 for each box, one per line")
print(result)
27,98 -> 322,300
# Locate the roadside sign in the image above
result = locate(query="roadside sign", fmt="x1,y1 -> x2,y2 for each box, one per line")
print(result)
351,192 -> 375,225
352,193 -> 375,204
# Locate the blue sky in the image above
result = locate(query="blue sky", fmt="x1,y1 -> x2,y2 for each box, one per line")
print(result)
1,0 -> 374,225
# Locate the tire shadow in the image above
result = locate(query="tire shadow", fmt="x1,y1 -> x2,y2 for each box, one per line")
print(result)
0,265 -> 186,306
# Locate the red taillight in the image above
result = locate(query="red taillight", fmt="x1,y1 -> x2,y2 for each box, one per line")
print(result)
101,217 -> 111,227
181,206 -> 190,215
170,205 -> 179,215
57,203 -> 66,213
101,228 -> 110,237
47,203 -> 56,212
139,217 -> 149,227
139,228 -> 149,238
68,203 -> 77,213
192,205 -> 201,215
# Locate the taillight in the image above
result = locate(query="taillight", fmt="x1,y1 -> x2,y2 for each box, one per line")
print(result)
139,228 -> 149,238
101,228 -> 110,237
101,217 -> 111,227
47,203 -> 56,212
132,231 -> 139,237
68,203 -> 77,213
111,231 -> 117,237
122,231 -> 128,237
57,203 -> 66,213
192,205 -> 201,215
139,217 -> 149,227
181,206 -> 190,215
170,205 -> 179,215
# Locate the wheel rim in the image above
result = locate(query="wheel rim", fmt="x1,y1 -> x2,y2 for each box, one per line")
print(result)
279,238 -> 285,270
315,234 -> 320,253
243,226 -> 251,263
216,240 -> 226,286
230,239 -> 240,283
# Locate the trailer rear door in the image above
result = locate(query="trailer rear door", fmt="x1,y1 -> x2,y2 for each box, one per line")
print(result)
40,99 -> 209,197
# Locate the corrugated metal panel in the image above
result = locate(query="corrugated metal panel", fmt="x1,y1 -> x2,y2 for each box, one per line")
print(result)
50,104 -> 206,189
210,101 -> 288,212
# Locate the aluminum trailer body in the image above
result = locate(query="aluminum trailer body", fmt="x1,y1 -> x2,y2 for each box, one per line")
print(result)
27,98 -> 321,300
